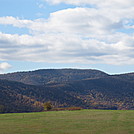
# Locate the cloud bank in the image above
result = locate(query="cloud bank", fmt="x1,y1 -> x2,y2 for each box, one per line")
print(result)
0,62 -> 11,71
44,0 -> 134,8
0,0 -> 134,65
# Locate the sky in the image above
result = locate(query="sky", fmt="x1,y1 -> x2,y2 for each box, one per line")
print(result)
0,0 -> 134,74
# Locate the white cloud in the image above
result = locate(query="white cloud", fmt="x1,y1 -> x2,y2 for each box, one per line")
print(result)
0,31 -> 134,65
0,62 -> 11,71
44,0 -> 134,8
0,16 -> 32,28
0,6 -> 133,35
0,0 -> 133,65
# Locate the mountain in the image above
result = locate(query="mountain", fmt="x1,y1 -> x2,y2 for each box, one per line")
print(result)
65,76 -> 134,110
0,79 -> 86,113
0,69 -> 134,113
112,72 -> 134,83
0,69 -> 108,85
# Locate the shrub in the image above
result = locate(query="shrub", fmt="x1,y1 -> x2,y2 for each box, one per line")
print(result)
44,102 -> 52,111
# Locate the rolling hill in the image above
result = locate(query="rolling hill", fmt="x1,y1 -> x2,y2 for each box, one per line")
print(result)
0,69 -> 108,85
0,69 -> 134,113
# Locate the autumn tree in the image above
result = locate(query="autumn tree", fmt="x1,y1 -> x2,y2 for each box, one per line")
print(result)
44,102 -> 52,111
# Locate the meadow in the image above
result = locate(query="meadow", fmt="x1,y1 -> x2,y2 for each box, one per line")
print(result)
0,110 -> 134,134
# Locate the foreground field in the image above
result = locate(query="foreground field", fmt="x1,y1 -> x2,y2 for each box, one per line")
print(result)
0,110 -> 134,134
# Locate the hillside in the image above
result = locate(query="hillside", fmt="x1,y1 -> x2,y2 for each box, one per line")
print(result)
64,76 -> 134,110
0,69 -> 108,85
0,79 -> 86,113
112,72 -> 134,83
0,69 -> 134,113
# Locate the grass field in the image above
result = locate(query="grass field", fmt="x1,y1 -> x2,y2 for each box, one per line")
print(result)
0,110 -> 134,134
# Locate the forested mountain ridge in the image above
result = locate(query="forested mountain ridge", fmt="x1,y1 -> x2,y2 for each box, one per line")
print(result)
0,69 -> 108,85
0,69 -> 134,113
112,72 -> 134,83
0,79 -> 87,113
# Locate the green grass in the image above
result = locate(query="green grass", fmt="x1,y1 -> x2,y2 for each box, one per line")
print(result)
0,110 -> 134,134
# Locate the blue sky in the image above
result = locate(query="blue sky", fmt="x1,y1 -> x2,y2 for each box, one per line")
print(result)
0,0 -> 134,74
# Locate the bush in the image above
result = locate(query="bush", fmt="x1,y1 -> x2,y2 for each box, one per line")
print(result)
44,102 -> 52,111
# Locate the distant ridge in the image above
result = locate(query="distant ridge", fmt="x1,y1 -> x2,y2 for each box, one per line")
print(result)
0,69 -> 134,113
0,69 -> 108,85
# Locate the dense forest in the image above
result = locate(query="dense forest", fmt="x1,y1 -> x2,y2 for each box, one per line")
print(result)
0,69 -> 108,85
0,69 -> 134,113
